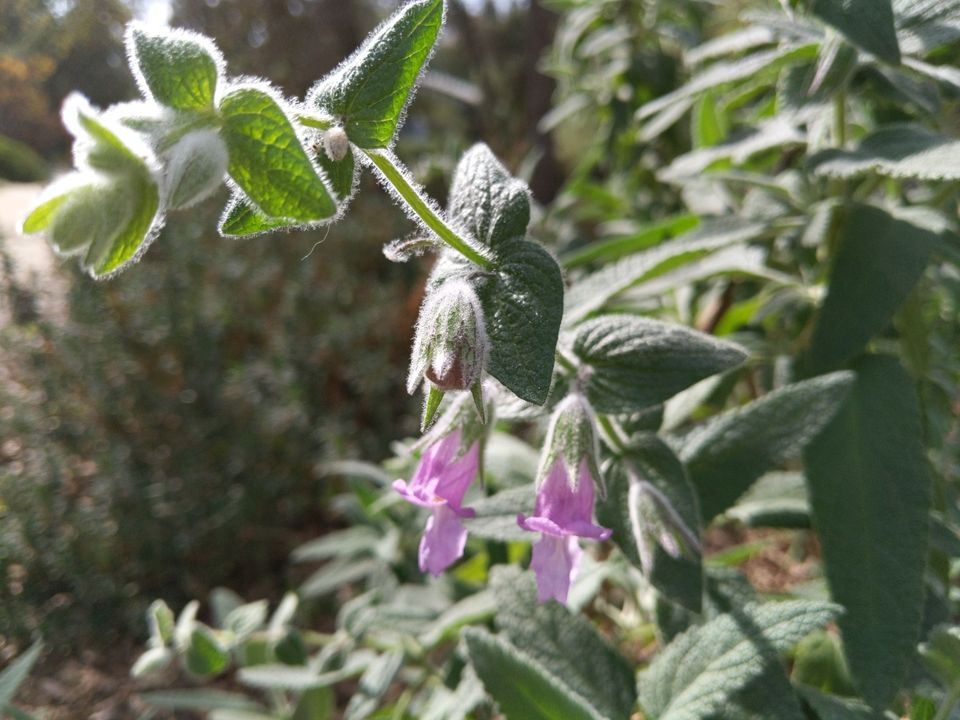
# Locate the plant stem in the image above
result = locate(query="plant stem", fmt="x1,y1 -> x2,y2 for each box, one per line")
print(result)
362,148 -> 493,269
934,680 -> 960,720
597,413 -> 629,454
833,89 -> 846,149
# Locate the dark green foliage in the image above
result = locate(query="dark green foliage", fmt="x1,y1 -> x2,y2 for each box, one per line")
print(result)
805,356 -> 931,708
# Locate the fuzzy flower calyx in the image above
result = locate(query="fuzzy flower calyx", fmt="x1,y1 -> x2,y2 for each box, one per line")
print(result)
407,279 -> 488,395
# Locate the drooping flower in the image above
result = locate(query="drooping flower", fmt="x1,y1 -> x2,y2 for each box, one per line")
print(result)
393,391 -> 490,576
518,393 -> 611,603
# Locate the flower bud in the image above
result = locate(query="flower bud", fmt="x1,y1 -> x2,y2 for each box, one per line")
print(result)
407,279 -> 489,396
626,467 -> 702,577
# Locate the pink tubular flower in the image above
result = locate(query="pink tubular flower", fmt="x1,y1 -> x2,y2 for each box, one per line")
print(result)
393,429 -> 479,576
517,393 -> 612,603
518,458 -> 612,603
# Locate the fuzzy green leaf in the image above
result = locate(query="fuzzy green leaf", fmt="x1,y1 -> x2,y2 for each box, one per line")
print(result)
184,626 -> 229,677
344,650 -> 403,720
680,372 -> 855,522
564,218 -> 767,326
638,601 -> 839,720
307,0 -> 444,148
573,314 -> 747,414
83,173 -> 162,278
20,184 -> 76,234
0,642 -> 42,711
797,686 -> 882,720
490,567 -> 637,720
218,192 -> 297,238
127,24 -> 221,110
448,143 -> 530,250
315,144 -> 358,203
141,689 -> 265,712
804,204 -> 937,375
464,485 -> 535,542
811,0 -> 900,64
478,239 -> 563,405
219,86 -> 336,222
464,628 -> 599,720
809,125 -> 960,180
804,355 -> 930,709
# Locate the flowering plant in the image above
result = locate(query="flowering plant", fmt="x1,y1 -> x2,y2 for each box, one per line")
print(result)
17,0 -> 960,718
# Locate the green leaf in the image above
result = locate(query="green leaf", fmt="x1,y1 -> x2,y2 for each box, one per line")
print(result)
597,437 -> 703,612
0,642 -> 42,710
561,214 -> 700,269
727,472 -> 811,529
419,591 -> 497,648
307,0 -> 444,148
292,526 -> 383,562
797,686 -> 882,720
299,557 -> 384,598
315,144 -> 357,203
127,23 -> 221,110
463,628 -> 598,720
572,314 -> 746,414
140,689 -> 264,712
343,650 -> 404,720
804,204 -> 937,375
791,631 -> 855,695
464,485 -> 535,542
909,697 -> 937,720
659,119 -> 805,184
490,567 -> 637,720
809,125 -> 960,180
67,95 -> 149,173
636,44 -> 819,123
448,143 -> 530,250
82,172 -> 162,278
239,662 -> 366,691
692,91 -> 727,147
638,601 -> 839,720
811,0 -> 900,64
131,647 -> 175,677
19,179 -> 80,234
224,600 -> 268,640
46,181 -> 126,256
148,599 -> 176,646
219,85 -> 336,222
894,0 -> 960,55
218,192 -> 296,237
184,626 -> 230,677
564,218 -> 767,326
804,355 -> 931,709
920,626 -> 960,688
478,239 -> 563,405
165,129 -> 228,209
680,372 -> 855,522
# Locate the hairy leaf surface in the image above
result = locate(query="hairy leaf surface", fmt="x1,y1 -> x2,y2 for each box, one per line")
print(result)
804,355 -> 930,708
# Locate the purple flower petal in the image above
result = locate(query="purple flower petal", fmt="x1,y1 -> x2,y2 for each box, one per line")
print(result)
530,534 -> 582,603
419,505 -> 469,576
396,430 -> 479,512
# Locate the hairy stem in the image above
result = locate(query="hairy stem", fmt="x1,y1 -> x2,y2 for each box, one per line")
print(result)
363,148 -> 493,269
